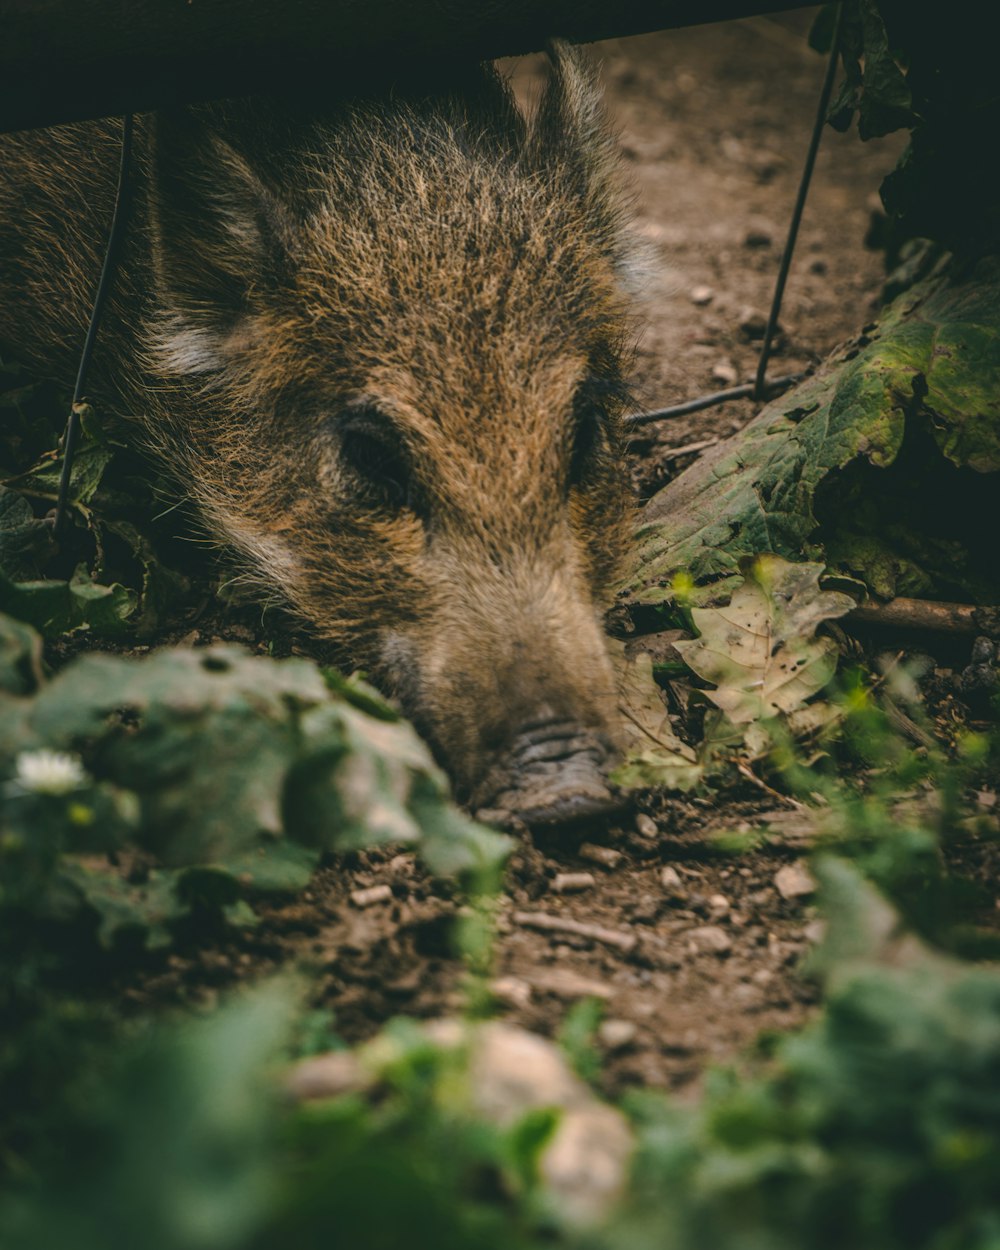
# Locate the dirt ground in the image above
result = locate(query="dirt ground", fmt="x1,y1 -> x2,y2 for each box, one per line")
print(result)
109,12 -> 962,1094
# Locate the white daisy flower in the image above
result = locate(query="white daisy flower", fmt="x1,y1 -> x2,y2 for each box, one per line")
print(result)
13,749 -> 88,795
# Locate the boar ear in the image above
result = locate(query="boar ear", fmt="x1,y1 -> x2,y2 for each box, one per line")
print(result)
149,105 -> 294,373
532,39 -> 638,282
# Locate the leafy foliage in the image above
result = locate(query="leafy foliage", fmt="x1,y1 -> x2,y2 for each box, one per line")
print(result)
0,362 -> 205,640
627,259 -> 1000,607
3,863 -> 999,1250
615,861 -> 1000,1250
0,614 -> 510,958
675,558 -> 852,755
812,1 -> 1000,257
772,666 -> 999,952
816,0 -> 915,140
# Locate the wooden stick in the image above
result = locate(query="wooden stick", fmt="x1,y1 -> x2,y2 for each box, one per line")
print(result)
512,911 -> 637,954
847,598 -> 1000,637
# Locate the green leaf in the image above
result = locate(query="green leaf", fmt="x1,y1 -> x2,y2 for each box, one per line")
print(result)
219,840 -> 320,895
58,858 -> 180,950
5,985 -> 296,1250
13,640 -> 493,884
855,0 -> 915,140
14,439 -> 115,510
29,645 -> 327,864
0,487 -> 55,581
627,260 -> 1000,606
0,565 -> 138,638
0,609 -> 44,696
103,519 -> 192,638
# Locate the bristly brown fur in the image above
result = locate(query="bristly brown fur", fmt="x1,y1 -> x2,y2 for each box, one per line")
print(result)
0,43 -> 640,795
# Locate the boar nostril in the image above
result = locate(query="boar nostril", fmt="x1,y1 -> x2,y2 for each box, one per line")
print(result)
509,723 -> 607,769
475,720 -> 625,830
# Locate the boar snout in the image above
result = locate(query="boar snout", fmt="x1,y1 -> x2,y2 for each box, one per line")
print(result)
0,45 -> 641,834
380,551 -> 627,829
473,718 -> 626,829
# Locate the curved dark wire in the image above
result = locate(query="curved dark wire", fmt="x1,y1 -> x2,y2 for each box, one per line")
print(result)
629,370 -> 806,427
628,2 -> 845,425
752,1 -> 844,401
53,113 -> 135,537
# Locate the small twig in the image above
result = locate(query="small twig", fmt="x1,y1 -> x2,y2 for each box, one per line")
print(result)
512,911 -> 637,954
627,371 -> 805,425
736,760 -> 805,809
880,693 -> 939,751
660,437 -> 720,461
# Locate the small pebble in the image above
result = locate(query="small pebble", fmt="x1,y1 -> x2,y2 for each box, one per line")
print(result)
711,360 -> 738,386
708,893 -> 731,916
598,1019 -> 638,1051
809,257 -> 828,274
634,813 -> 658,839
688,925 -> 732,955
744,226 -> 773,248
490,976 -> 533,1010
774,863 -> 817,900
552,872 -> 596,894
690,284 -> 714,305
350,883 -> 392,908
660,865 -> 684,892
629,895 -> 661,924
579,843 -> 623,870
739,309 -> 769,339
804,919 -> 827,945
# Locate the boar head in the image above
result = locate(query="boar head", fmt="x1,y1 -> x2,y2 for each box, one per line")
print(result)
146,44 -> 638,826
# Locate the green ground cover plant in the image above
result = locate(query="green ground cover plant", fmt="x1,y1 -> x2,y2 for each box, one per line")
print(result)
1,2 -> 998,1244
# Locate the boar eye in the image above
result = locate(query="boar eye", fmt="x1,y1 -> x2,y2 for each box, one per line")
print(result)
338,413 -> 414,513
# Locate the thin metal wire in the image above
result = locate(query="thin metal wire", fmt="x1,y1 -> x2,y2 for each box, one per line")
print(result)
752,1 -> 844,400
49,22 -> 845,494
628,2 -> 844,426
629,370 -> 806,427
53,113 -> 135,537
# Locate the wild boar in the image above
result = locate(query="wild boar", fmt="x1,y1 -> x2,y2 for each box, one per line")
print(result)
0,43 -> 638,826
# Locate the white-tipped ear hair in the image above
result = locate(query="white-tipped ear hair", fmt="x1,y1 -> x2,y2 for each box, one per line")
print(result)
148,106 -> 294,373
533,38 -> 643,286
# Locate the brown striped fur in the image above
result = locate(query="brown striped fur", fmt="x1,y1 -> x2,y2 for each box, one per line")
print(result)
0,44 -> 638,802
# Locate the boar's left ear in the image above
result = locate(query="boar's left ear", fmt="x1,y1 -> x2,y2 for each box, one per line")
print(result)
532,39 -> 639,284
149,104 -> 296,375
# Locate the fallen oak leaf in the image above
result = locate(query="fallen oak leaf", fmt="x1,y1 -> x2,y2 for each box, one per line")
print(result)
676,557 -> 854,731
610,641 -> 702,792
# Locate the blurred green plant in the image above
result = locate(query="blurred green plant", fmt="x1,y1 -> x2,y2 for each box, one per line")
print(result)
3,863 -> 999,1250
614,861 -> 1000,1250
764,661 -> 999,953
0,358 -> 206,639
0,611 -> 509,954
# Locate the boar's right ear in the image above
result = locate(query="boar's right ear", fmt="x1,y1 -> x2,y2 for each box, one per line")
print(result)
532,39 -> 639,285
149,106 -> 295,374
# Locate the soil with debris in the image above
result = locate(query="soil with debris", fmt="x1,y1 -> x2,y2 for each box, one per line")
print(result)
567,12 -> 908,500
100,15 -> 1000,1095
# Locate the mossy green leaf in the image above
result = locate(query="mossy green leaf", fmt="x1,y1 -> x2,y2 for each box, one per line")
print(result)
626,261 -> 1000,606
